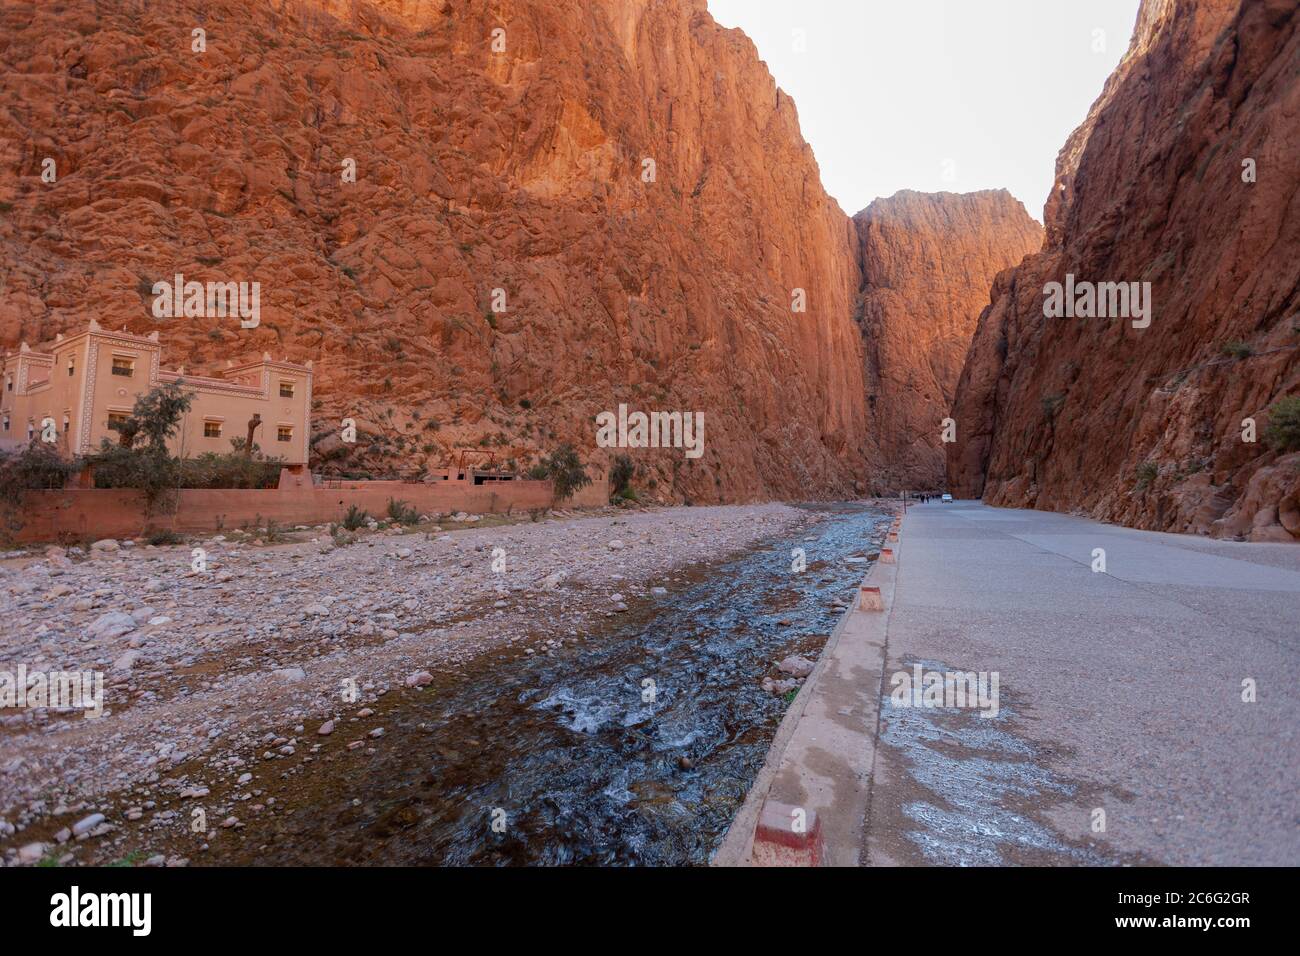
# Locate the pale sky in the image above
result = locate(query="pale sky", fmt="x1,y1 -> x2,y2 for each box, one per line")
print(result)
706,0 -> 1141,221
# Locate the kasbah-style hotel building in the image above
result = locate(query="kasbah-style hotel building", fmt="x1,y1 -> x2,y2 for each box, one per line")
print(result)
1,320 -> 312,469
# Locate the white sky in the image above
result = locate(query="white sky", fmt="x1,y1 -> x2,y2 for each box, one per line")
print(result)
706,0 -> 1141,220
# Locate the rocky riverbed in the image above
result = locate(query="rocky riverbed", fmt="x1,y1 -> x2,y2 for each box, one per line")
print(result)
1,502 -> 877,866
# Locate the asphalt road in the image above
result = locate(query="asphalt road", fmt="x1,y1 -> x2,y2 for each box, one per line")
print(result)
863,501 -> 1299,866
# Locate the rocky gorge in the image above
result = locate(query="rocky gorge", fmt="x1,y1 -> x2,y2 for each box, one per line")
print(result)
0,0 -> 1295,517
1,0 -> 1041,502
1,0 -> 1298,876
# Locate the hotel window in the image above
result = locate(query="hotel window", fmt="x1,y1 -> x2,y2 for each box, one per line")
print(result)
277,425 -> 293,442
111,355 -> 134,377
204,421 -> 223,438
4,375 -> 10,392
279,380 -> 295,398
2,415 -> 8,432
67,355 -> 75,376
27,421 -> 34,440
107,411 -> 130,430
62,414 -> 70,435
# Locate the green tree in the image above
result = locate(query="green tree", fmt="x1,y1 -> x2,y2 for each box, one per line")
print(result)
93,381 -> 193,520
122,380 -> 193,450
533,443 -> 591,502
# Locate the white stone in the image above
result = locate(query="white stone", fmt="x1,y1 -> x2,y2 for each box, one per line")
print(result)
776,655 -> 815,678
86,611 -> 136,640
72,813 -> 106,836
18,842 -> 46,864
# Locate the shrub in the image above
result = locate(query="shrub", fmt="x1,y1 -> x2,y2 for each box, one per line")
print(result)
91,441 -> 180,512
1040,394 -> 1065,419
341,504 -> 370,531
1263,395 -> 1300,452
386,497 -> 420,525
1134,461 -> 1158,490
180,450 -> 281,489
1222,341 -> 1253,360
609,454 -> 635,500
0,442 -> 81,543
146,529 -> 184,546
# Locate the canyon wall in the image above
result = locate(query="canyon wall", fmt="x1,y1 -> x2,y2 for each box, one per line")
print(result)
853,190 -> 1042,491
948,0 -> 1300,540
0,0 -> 1069,504
0,0 -> 870,502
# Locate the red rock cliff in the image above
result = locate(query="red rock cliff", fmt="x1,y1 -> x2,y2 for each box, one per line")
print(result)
948,0 -> 1300,540
853,190 -> 1042,492
0,0 -> 870,502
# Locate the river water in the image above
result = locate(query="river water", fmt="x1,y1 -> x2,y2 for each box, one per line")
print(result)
244,502 -> 893,865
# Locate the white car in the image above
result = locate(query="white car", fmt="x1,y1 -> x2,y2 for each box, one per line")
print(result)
941,493 -> 953,503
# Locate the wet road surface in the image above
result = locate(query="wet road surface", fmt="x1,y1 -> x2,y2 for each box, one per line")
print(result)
864,501 -> 1300,866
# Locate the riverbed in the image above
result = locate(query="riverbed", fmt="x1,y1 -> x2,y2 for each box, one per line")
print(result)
192,502 -> 892,865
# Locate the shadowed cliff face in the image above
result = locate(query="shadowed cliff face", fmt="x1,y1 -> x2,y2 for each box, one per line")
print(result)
0,0 -> 873,502
853,191 -> 1043,492
948,0 -> 1300,540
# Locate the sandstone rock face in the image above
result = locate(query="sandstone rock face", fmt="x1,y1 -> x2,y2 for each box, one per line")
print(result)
853,191 -> 1042,491
0,0 -> 874,502
948,0 -> 1300,539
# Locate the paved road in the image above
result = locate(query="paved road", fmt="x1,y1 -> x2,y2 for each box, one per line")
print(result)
864,501 -> 1299,866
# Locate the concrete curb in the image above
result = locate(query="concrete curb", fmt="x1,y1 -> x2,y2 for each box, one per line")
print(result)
712,508 -> 901,867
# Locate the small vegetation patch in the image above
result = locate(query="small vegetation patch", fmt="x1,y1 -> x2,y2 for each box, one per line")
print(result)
386,497 -> 420,526
341,505 -> 370,531
1134,461 -> 1158,490
1264,395 -> 1300,452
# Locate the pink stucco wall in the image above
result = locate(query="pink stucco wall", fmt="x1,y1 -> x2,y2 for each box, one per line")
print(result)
11,476 -> 609,543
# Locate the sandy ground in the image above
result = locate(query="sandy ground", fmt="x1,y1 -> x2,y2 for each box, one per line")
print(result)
0,502 -> 810,866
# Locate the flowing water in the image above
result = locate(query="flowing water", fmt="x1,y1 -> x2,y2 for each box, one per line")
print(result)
243,502 -> 893,866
